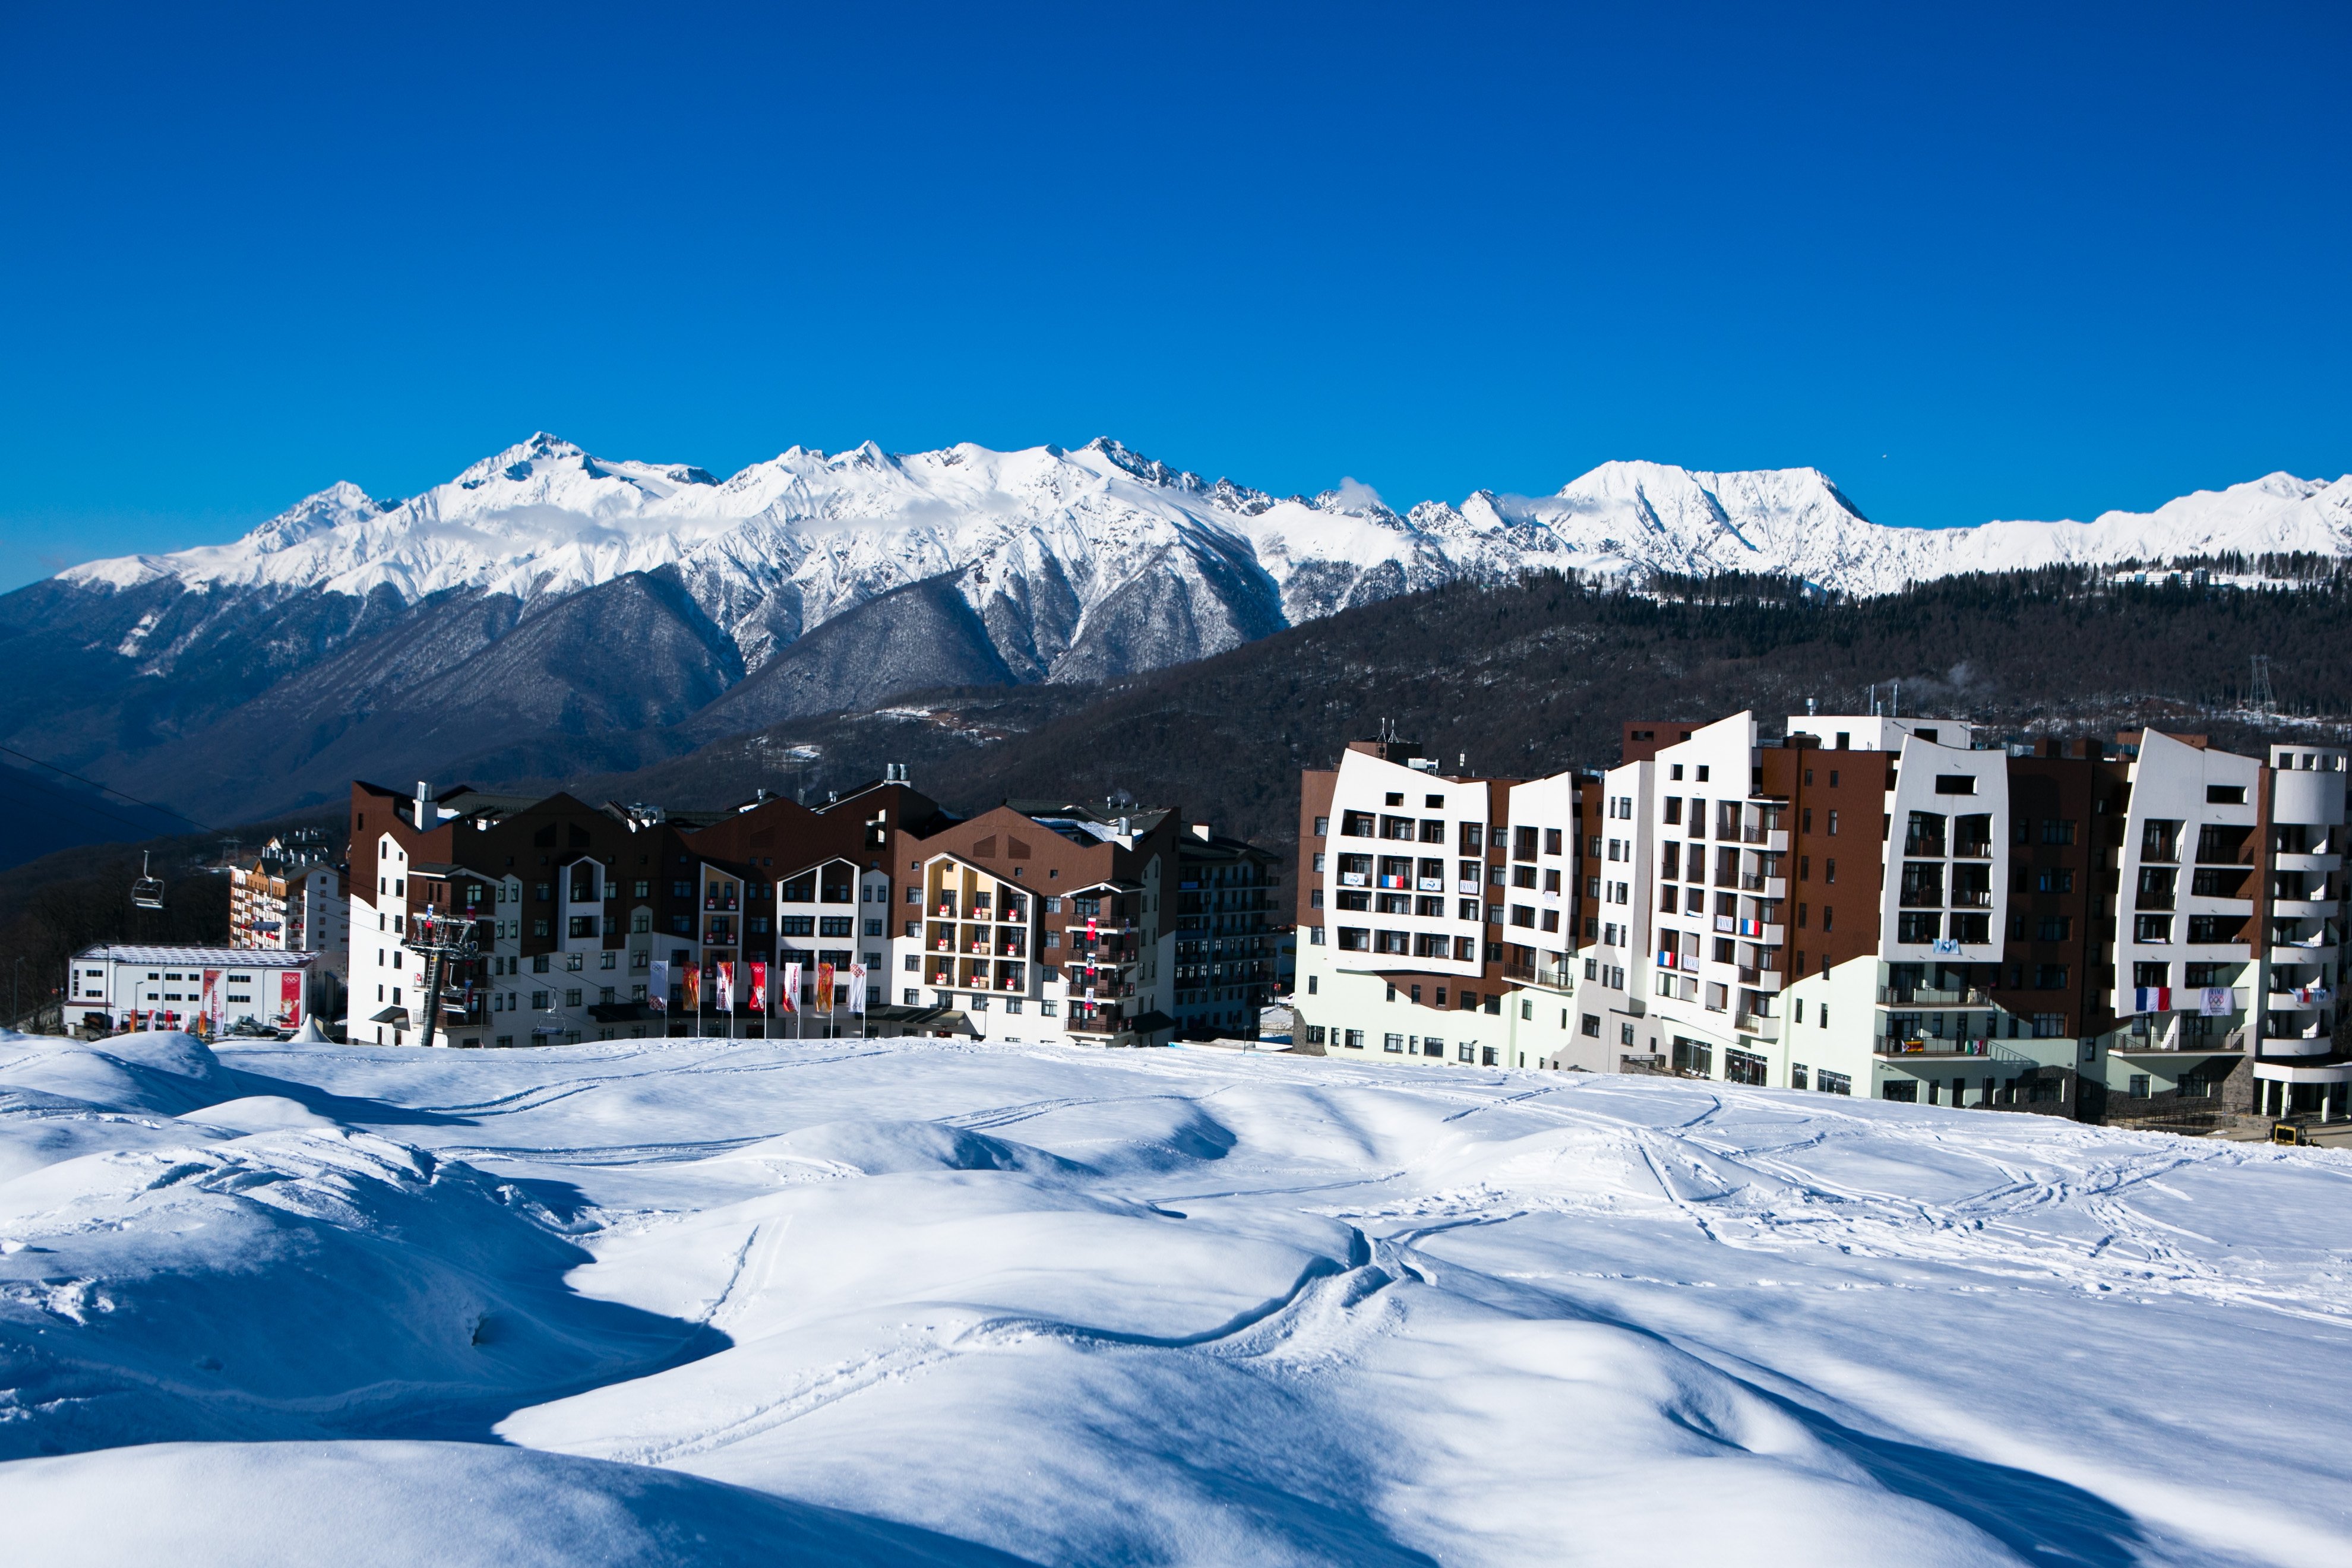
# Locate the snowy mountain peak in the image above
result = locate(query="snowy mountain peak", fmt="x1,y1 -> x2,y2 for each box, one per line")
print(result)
46,435 -> 2352,688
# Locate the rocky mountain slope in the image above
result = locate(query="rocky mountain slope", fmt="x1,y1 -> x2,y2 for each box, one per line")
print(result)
7,431 -> 2350,827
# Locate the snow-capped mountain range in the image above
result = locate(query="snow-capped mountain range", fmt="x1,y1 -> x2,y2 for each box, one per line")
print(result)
5,431 -> 2348,830
64,433 -> 2352,681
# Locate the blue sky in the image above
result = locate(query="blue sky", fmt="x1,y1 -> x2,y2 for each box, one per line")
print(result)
1,1 -> 2345,590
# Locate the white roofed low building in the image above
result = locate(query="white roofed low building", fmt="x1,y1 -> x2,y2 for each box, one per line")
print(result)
68,944 -> 318,1037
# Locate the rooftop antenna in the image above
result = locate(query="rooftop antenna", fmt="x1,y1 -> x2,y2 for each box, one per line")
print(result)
2250,654 -> 2276,715
1892,681 -> 1900,718
1868,682 -> 1877,716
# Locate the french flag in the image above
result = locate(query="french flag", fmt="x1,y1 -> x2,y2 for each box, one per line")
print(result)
2133,986 -> 2171,1014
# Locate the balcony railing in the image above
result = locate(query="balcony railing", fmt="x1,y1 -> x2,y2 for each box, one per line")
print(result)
1876,984 -> 1993,1006
1500,961 -> 1575,990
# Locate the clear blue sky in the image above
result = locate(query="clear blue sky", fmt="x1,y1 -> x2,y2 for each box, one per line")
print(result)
2,1 -> 2345,590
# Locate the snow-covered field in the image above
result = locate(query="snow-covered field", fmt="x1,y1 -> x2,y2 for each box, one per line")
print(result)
2,1030 -> 2348,1567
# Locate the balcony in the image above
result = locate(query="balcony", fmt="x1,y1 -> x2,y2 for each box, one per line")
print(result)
1737,966 -> 1785,993
2116,1026 -> 2246,1055
2272,896 -> 2337,920
1876,984 -> 1992,1006
1733,1013 -> 1781,1040
2272,852 -> 2342,874
1741,829 -> 1791,852
1876,1038 -> 2001,1058
1950,890 -> 1994,908
2268,987 -> 2333,1012
1500,961 -> 1575,990
1739,875 -> 1788,899
1952,839 -> 1994,861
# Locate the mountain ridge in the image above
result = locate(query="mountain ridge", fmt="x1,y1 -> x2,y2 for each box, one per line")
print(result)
8,433 -> 2352,837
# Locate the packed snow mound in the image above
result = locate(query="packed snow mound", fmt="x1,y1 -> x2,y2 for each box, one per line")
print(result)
0,1035 -> 720,1460
735,1117 -> 1089,1178
5,1033 -> 2351,1566
0,1440 -> 1029,1568
0,1029 -> 235,1117
55,435 -> 2352,668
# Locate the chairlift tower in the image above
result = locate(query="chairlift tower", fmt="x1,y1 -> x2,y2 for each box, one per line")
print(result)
2249,654 -> 2276,716
402,905 -> 480,1050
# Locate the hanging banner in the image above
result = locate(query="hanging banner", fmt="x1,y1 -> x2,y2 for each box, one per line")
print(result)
2199,987 -> 2234,1016
779,962 -> 801,1014
647,958 -> 668,1011
716,961 -> 735,1012
684,966 -> 701,1012
815,962 -> 835,1011
278,971 -> 304,1029
203,970 -> 224,1035
749,961 -> 767,1014
2132,985 -> 2172,1015
849,962 -> 867,1014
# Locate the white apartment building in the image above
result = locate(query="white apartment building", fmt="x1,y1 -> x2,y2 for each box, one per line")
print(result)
1294,740 -> 1588,1069
1294,717 -> 2347,1124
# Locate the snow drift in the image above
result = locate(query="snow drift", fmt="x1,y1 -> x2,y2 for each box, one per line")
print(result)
2,1029 -> 2349,1566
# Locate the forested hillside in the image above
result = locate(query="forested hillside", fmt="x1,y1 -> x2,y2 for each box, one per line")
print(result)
566,565 -> 2352,859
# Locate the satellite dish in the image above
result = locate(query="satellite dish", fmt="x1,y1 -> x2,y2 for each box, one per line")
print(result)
131,852 -> 166,911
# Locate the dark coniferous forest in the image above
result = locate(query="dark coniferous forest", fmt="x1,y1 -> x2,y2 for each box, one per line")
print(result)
5,562 -> 2350,1011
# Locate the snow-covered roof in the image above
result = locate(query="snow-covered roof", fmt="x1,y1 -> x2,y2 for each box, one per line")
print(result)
74,945 -> 317,967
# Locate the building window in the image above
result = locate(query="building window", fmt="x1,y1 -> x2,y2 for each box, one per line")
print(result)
1581,1013 -> 1601,1038
1383,1032 -> 1405,1053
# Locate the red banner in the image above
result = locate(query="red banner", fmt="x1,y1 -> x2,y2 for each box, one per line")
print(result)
279,971 -> 303,1029
684,966 -> 701,1011
749,961 -> 766,1013
815,962 -> 834,1011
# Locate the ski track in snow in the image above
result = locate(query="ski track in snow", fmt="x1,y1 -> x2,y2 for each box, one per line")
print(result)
2,1030 -> 2350,1567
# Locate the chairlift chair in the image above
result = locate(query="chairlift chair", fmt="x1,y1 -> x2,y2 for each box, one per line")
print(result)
131,852 -> 166,911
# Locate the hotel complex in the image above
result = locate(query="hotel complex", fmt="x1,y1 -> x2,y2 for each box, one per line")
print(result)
1293,715 -> 2349,1123
337,777 -> 1280,1053
64,701 -> 2343,1127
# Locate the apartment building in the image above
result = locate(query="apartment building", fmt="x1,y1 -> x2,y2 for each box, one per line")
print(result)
890,802 -> 1181,1047
229,833 -> 349,969
344,777 -> 949,1047
1292,716 -> 2348,1123
1171,824 -> 1282,1039
1292,738 -> 1591,1068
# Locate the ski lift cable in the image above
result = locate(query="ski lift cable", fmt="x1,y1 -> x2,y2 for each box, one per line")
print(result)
0,742 -> 217,836
0,772 -> 194,842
